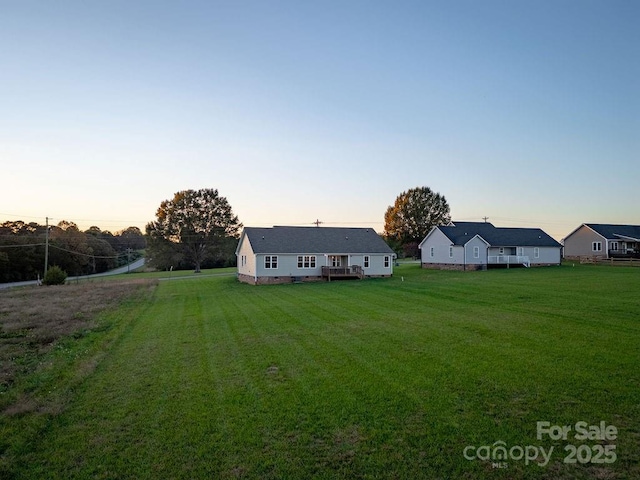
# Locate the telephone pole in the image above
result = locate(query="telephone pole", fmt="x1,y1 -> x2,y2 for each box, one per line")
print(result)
44,216 -> 49,278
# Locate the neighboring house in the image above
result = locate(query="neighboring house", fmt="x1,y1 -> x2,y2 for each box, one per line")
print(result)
563,224 -> 640,259
236,226 -> 395,285
419,221 -> 562,270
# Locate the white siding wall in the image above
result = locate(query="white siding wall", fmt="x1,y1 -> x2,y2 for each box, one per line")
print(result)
421,229 -> 457,264
464,237 -> 489,265
236,237 -> 256,278
529,246 -> 561,264
254,253 -> 393,278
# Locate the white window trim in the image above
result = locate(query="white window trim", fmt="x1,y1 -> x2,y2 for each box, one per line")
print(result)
592,241 -> 602,252
534,247 -> 540,258
430,247 -> 434,258
384,255 -> 390,268
449,246 -> 453,258
297,255 -> 316,268
265,255 -> 278,269
363,255 -> 370,268
473,246 -> 479,258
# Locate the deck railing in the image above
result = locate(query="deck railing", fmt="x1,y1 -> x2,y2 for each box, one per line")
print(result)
488,255 -> 530,267
321,265 -> 364,279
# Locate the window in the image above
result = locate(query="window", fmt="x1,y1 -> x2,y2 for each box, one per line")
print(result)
499,247 -> 505,255
611,242 -> 618,251
449,246 -> 453,258
330,256 -> 341,267
592,242 -> 602,252
384,256 -> 390,268
363,256 -> 370,268
430,247 -> 434,258
241,255 -> 246,266
473,246 -> 480,258
534,247 -> 540,258
297,255 -> 316,268
265,255 -> 278,269
517,247 -> 524,256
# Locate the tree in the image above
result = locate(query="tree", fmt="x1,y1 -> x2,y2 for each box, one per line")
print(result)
146,188 -> 242,272
117,226 -> 146,250
43,265 -> 67,285
384,186 -> 451,248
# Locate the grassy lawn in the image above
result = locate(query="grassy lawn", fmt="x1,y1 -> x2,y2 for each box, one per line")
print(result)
1,264 -> 639,479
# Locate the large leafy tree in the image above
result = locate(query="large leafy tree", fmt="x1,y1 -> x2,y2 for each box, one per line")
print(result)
384,186 -> 451,248
146,188 -> 242,272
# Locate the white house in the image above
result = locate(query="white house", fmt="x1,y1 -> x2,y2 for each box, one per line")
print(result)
419,222 -> 562,270
236,226 -> 395,284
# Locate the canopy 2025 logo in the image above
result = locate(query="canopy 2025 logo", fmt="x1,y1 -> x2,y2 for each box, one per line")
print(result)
463,421 -> 617,469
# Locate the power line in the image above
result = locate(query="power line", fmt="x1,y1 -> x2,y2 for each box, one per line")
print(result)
0,243 -> 45,248
48,244 -> 126,259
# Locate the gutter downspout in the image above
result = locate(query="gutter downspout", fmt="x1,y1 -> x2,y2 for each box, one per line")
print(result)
462,242 -> 465,271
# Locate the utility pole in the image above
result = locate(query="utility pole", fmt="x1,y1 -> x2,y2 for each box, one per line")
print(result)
44,216 -> 49,278
312,219 -> 323,227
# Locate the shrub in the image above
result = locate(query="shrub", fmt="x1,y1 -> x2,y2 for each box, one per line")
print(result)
43,265 -> 68,286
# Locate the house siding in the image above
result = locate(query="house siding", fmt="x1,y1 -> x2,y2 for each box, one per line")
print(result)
564,225 -> 607,259
236,236 -> 257,281
529,246 -> 561,265
421,231 -> 488,269
253,253 -> 393,279
464,237 -> 488,266
420,229 -> 456,265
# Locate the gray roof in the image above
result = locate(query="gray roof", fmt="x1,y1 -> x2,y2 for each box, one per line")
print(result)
438,222 -> 561,247
240,226 -> 395,254
584,224 -> 640,241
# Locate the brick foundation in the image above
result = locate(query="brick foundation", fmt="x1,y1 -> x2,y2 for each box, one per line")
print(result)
237,274 -> 391,285
237,274 -> 324,285
422,263 -> 484,271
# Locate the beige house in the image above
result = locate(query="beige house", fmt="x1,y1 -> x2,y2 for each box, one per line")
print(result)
563,224 -> 640,259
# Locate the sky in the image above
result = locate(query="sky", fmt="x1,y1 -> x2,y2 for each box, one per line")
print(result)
1,0 -> 638,241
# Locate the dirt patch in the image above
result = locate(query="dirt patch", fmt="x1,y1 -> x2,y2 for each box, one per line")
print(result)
0,279 -> 156,395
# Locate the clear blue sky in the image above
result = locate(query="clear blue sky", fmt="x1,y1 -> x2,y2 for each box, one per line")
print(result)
1,0 -> 638,240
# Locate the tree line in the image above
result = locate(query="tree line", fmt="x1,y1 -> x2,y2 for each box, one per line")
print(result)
1,185 -> 449,282
0,221 -> 145,283
143,186 -> 449,272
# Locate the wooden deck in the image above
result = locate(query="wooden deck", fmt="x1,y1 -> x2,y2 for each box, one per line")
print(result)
321,265 -> 364,281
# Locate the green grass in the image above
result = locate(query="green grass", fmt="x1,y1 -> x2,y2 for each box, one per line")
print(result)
2,264 -> 639,479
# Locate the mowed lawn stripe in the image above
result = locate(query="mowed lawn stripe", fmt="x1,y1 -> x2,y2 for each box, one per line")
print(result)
7,264 -> 640,479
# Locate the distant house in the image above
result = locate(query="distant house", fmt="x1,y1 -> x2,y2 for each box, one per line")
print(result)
563,224 -> 640,260
419,221 -> 562,270
235,226 -> 395,285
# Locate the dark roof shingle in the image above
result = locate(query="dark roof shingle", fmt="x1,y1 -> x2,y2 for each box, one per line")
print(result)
440,222 -> 561,247
242,226 -> 395,254
585,224 -> 640,241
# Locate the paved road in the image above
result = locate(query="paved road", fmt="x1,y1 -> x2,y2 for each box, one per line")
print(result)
0,258 -> 146,290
